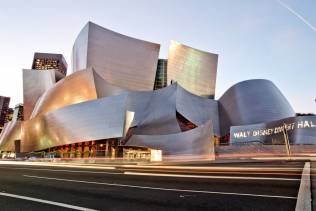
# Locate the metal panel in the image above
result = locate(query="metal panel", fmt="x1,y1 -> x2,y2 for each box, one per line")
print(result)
130,84 -> 181,135
123,111 -> 135,137
21,94 -> 127,152
219,79 -> 296,135
72,23 -> 89,73
176,84 -> 220,135
167,41 -> 218,98
0,121 -> 22,151
23,69 -> 56,120
15,70 -> 240,154
72,22 -> 160,91
92,70 -> 127,98
125,90 -> 153,127
30,68 -> 97,118
127,120 -> 214,157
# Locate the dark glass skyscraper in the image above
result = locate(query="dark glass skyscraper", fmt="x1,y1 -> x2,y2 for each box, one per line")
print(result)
153,59 -> 168,90
0,96 -> 10,133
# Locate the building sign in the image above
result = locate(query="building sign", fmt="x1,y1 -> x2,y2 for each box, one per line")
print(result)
230,116 -> 316,145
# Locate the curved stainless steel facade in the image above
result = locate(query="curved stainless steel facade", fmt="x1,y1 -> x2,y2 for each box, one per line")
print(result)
92,70 -> 127,98
2,76 -> 300,154
219,79 -> 296,135
0,121 -> 22,151
22,94 -> 127,152
176,85 -> 220,135
125,83 -> 220,136
129,84 -> 181,136
72,22 -> 160,91
72,24 -> 89,74
29,66 -> 129,119
30,68 -> 97,118
10,81 -> 219,154
167,40 -> 218,98
23,69 -> 56,120
127,120 -> 214,157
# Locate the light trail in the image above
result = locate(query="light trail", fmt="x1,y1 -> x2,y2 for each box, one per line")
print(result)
23,175 -> 297,199
118,168 -> 303,176
0,166 -> 122,175
0,165 -> 305,177
0,160 -> 305,172
121,165 -> 304,171
124,171 -> 301,181
0,161 -> 116,170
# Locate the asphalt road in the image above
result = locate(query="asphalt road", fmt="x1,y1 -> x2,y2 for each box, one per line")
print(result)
0,161 -> 305,211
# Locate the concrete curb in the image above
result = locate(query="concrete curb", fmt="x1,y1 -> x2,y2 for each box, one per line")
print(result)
296,162 -> 311,211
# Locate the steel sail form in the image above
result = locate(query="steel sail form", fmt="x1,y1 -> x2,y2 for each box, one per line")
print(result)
219,79 -> 295,135
72,22 -> 160,91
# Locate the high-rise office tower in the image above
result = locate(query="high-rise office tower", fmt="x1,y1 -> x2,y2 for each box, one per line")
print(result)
32,52 -> 68,76
0,96 -> 10,133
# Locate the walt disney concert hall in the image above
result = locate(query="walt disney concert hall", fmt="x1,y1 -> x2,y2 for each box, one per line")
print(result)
0,22 -> 315,159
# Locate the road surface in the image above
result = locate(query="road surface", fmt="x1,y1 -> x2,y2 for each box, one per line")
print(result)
0,160 -> 305,210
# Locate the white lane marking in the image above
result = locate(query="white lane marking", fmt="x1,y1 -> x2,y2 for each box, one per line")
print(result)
0,166 -> 122,175
124,171 -> 301,181
121,165 -> 303,171
23,175 -> 296,199
0,192 -> 98,211
295,162 -> 311,211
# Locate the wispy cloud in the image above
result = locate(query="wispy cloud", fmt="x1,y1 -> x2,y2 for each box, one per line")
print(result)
277,0 -> 316,33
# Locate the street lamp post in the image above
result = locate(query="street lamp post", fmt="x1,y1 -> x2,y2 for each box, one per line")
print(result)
283,123 -> 291,159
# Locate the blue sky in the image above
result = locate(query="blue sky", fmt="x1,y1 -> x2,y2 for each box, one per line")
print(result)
0,0 -> 315,113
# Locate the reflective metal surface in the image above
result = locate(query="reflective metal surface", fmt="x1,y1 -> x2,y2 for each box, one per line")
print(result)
30,68 -> 97,118
219,79 -> 295,135
22,94 -> 127,152
23,69 -> 56,120
72,22 -> 160,91
92,70 -> 127,98
167,41 -> 218,98
72,23 -> 89,74
127,120 -> 214,157
130,84 -> 181,135
123,111 -> 135,137
7,81 -> 221,153
125,83 -> 220,136
0,121 -> 22,151
176,85 -> 220,135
